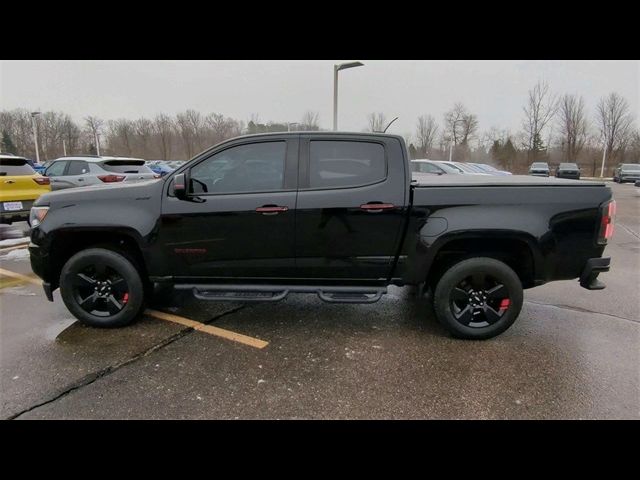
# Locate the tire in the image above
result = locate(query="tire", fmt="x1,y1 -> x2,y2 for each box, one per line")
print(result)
433,257 -> 523,340
60,248 -> 145,328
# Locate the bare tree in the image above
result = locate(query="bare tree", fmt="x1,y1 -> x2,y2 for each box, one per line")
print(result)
300,111 -> 320,130
460,113 -> 478,146
557,94 -> 588,162
596,92 -> 634,169
152,113 -> 174,160
415,115 -> 439,157
107,119 -> 135,156
443,103 -> 467,145
133,118 -> 153,157
84,116 -> 104,154
522,80 -> 558,160
366,112 -> 387,132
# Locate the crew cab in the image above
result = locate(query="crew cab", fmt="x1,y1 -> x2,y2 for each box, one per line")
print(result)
28,132 -> 615,339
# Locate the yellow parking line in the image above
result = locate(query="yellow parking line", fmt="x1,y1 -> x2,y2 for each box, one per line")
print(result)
0,267 -> 42,286
0,243 -> 30,253
145,309 -> 269,349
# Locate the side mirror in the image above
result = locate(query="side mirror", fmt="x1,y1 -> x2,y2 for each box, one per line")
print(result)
173,173 -> 188,199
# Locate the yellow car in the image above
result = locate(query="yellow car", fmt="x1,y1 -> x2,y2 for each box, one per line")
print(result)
1,155 -> 51,225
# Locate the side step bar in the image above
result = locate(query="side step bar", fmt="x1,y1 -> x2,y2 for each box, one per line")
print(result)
174,284 -> 387,304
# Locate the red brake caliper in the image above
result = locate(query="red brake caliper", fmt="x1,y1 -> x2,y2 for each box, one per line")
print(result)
499,298 -> 510,312
122,293 -> 129,304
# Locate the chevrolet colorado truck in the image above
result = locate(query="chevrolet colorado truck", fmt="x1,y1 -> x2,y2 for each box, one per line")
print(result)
28,132 -> 615,339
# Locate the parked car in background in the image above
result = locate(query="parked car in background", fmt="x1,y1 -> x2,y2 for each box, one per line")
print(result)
449,162 -> 491,175
555,163 -> 581,180
529,162 -> 550,177
613,163 -> 640,183
411,159 -> 453,175
146,160 -> 175,177
469,163 -> 512,176
1,154 -> 50,224
44,156 -> 160,190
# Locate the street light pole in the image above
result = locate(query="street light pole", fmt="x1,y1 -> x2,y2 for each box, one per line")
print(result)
95,133 -> 101,156
30,111 -> 41,164
333,61 -> 364,131
600,142 -> 607,178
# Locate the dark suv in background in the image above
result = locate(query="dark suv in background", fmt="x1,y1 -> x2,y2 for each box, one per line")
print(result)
528,162 -> 550,177
613,163 -> 640,183
555,163 -> 581,180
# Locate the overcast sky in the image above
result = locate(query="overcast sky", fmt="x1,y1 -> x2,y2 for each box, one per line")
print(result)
1,60 -> 638,139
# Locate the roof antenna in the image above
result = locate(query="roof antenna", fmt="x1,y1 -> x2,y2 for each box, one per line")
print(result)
382,117 -> 398,133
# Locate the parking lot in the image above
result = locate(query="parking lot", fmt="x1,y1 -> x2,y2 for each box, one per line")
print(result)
0,181 -> 638,420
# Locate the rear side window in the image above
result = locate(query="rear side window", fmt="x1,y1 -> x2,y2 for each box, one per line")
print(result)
67,160 -> 90,175
0,159 -> 35,176
101,161 -> 154,174
309,141 -> 386,189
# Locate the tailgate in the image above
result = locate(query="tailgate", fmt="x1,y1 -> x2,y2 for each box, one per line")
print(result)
1,174 -> 49,201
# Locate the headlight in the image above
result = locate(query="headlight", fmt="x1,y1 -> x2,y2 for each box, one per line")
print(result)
29,206 -> 49,227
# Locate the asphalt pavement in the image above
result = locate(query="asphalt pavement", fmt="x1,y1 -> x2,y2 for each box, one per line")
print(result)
1,182 -> 638,419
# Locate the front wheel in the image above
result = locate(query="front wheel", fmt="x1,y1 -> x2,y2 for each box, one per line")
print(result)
433,257 -> 523,340
60,248 -> 145,328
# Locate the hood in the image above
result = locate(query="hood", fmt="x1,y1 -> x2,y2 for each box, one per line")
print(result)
34,178 -> 163,207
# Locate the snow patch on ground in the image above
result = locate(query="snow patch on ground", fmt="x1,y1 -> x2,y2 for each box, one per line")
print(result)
1,248 -> 30,260
0,237 -> 30,247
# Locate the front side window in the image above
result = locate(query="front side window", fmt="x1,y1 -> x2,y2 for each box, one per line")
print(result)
190,141 -> 286,194
309,141 -> 386,189
45,161 -> 67,177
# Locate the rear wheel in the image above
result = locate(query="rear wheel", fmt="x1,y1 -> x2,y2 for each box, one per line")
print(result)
433,257 -> 523,340
60,248 -> 145,328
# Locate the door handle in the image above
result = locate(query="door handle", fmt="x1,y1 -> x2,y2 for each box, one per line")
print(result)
360,203 -> 396,212
78,178 -> 84,181
256,205 -> 288,215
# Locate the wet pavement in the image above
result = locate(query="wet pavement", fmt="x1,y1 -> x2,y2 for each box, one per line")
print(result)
1,182 -> 638,419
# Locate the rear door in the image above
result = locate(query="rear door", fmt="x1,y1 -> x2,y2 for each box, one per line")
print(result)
294,135 -> 407,281
64,160 -> 99,187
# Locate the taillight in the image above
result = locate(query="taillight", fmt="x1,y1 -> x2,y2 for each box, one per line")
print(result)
97,174 -> 126,183
597,200 -> 616,245
153,174 -> 161,179
33,177 -> 50,185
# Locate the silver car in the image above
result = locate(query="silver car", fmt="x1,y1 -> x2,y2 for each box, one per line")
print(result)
44,156 -> 159,190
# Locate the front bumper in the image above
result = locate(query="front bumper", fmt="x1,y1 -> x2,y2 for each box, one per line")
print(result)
579,257 -> 610,290
28,241 -> 54,301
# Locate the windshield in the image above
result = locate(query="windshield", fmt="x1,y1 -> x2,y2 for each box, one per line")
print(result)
560,163 -> 579,169
452,162 -> 480,173
434,162 -> 464,174
622,164 -> 640,171
475,163 -> 498,172
531,162 -> 548,168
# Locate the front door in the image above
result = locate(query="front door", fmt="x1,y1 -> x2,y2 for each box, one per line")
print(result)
158,137 -> 298,280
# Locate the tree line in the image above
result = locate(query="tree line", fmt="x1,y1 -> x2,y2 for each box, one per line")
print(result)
0,110 -> 321,162
369,82 -> 638,175
1,80 -> 637,176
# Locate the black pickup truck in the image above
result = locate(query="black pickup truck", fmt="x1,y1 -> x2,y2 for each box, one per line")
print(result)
28,132 -> 615,339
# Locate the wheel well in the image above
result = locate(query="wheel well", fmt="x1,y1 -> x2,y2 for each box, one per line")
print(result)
49,231 -> 148,291
425,237 -> 536,290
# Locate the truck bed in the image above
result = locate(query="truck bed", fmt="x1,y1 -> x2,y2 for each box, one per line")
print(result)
411,173 -> 606,187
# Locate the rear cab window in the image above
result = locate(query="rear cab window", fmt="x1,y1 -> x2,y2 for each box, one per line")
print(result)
0,158 -> 35,176
308,140 -> 386,189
